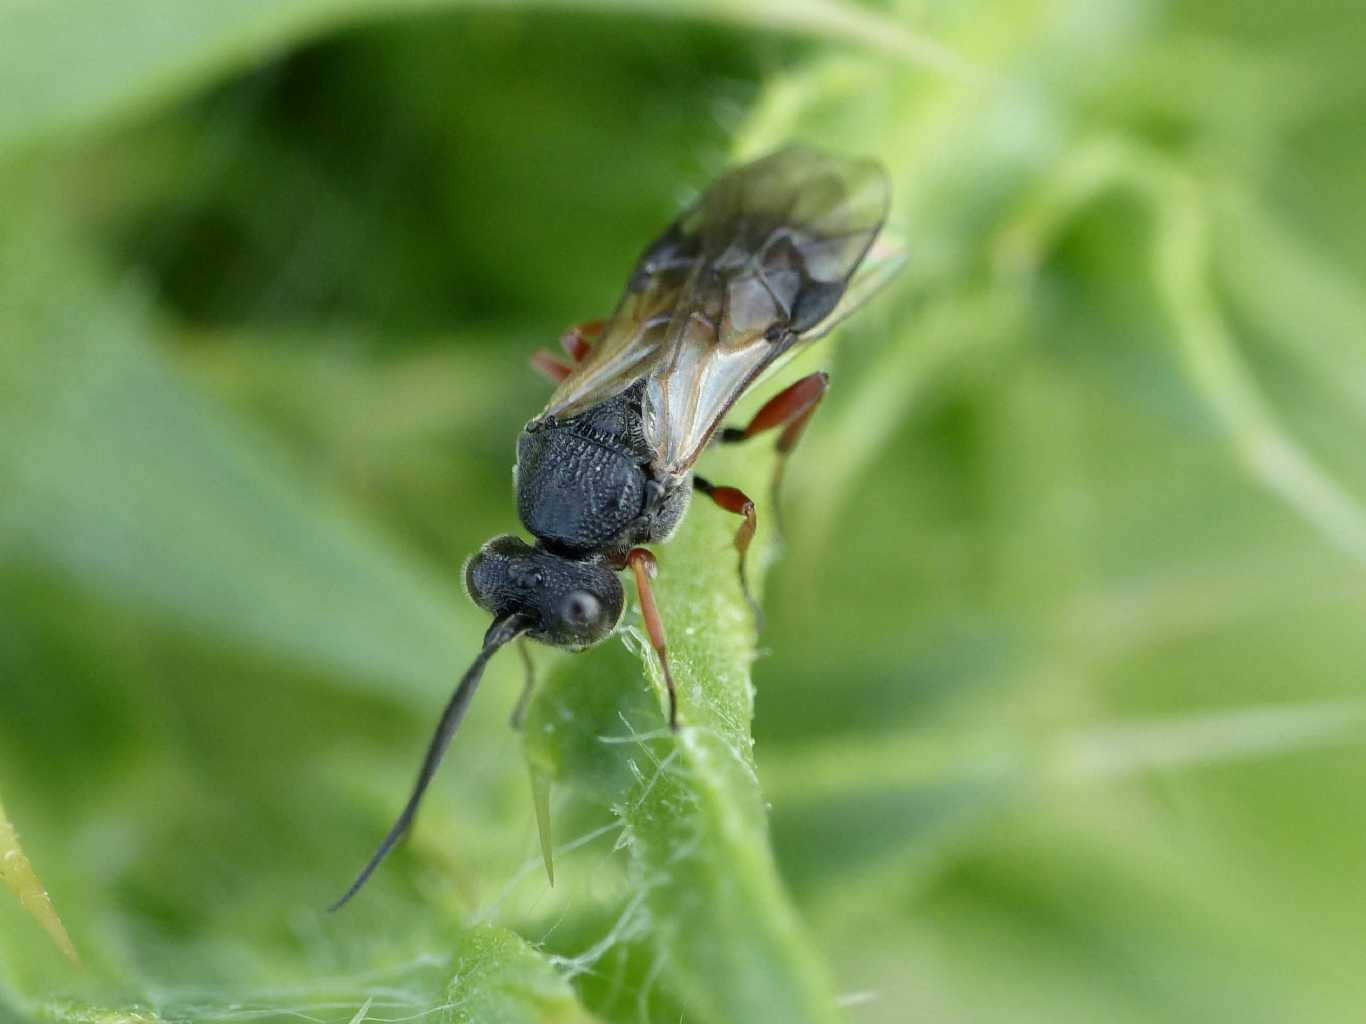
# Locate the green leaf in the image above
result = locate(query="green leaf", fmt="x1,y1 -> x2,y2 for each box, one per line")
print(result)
0,793 -> 79,967
0,0 -> 955,158
0,195 -> 481,699
446,925 -> 603,1024
524,439 -> 841,1024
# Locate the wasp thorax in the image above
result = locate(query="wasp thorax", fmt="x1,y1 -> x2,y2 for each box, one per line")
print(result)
465,535 -> 623,649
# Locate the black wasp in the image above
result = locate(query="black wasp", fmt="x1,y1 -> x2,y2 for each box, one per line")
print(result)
334,144 -> 898,907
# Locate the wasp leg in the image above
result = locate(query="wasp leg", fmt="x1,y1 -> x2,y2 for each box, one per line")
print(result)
559,318 -> 606,363
627,548 -> 678,731
533,319 -> 605,384
510,637 -> 536,730
530,350 -> 573,384
692,477 -> 761,630
719,371 -> 829,538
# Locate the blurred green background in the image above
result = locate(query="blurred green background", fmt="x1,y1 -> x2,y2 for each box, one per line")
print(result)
3,2 -> 1366,1022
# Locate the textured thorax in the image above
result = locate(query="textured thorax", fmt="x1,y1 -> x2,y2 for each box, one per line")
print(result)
516,387 -> 654,554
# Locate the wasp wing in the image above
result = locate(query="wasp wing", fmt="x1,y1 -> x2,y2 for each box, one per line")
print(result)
544,145 -> 892,475
797,228 -> 906,344
541,203 -> 710,421
644,145 -> 891,474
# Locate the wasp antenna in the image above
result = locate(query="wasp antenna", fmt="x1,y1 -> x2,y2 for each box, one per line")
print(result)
330,612 -> 534,911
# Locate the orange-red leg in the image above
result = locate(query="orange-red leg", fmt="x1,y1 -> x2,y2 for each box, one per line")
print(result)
722,372 -> 828,449
720,371 -> 829,535
531,350 -> 572,384
627,547 -> 678,730
692,477 -> 761,628
559,318 -> 606,362
533,319 -> 606,384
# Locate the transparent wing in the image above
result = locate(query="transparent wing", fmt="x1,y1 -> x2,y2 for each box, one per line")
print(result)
544,145 -> 893,475
541,217 -> 701,420
645,145 -> 892,473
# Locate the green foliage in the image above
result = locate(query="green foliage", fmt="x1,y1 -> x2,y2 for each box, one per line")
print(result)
444,926 -> 601,1024
0,794 -> 79,966
3,2 -> 1366,1022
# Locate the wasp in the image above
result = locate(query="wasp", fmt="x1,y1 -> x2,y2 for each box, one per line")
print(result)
333,144 -> 898,908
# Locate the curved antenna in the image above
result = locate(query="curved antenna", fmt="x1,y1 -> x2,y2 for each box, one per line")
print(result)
330,612 -> 534,911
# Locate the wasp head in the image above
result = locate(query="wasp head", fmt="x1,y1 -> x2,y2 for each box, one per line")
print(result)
465,535 -> 623,649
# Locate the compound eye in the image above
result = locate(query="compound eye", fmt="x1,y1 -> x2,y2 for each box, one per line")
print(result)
561,591 -> 602,630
